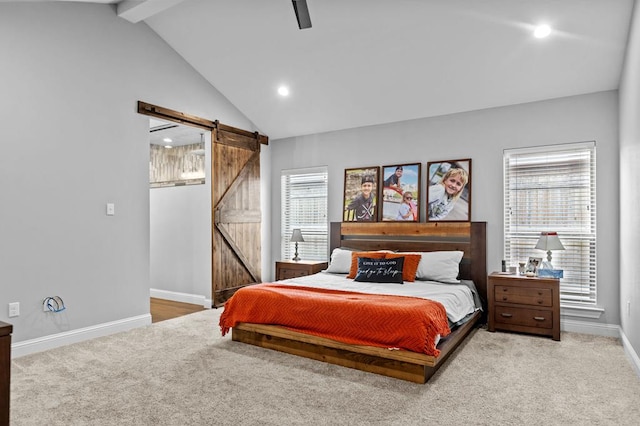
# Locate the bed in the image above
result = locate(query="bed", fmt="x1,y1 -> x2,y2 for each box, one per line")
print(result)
221,221 -> 487,383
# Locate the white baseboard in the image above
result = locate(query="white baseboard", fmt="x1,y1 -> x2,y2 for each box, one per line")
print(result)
560,318 -> 621,338
12,314 -> 151,358
150,288 -> 209,308
620,330 -> 640,379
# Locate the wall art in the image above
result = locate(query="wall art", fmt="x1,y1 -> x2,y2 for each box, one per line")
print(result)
343,166 -> 380,222
426,159 -> 471,221
380,163 -> 421,221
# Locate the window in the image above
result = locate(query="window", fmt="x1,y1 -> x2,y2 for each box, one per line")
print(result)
504,142 -> 596,306
281,167 -> 328,261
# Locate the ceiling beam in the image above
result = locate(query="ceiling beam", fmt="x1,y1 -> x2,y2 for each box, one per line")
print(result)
117,0 -> 189,23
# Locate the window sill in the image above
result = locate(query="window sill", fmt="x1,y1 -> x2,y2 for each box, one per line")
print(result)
560,304 -> 604,319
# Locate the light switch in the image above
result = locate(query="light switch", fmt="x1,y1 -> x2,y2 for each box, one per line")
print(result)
106,203 -> 115,216
9,302 -> 19,317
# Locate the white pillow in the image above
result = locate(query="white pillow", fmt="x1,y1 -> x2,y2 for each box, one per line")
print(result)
325,248 -> 353,274
325,248 -> 393,274
403,251 -> 464,283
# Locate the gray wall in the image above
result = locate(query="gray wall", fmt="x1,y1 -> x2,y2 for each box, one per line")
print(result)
619,1 -> 640,368
0,3 -> 265,344
270,91 -> 621,331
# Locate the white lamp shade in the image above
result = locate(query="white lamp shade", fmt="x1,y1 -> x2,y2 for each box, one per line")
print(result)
534,232 -> 565,251
290,229 -> 305,243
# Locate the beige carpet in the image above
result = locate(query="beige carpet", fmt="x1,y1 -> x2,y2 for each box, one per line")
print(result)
10,308 -> 640,425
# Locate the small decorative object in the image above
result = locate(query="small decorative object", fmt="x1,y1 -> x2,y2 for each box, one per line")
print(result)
290,229 -> 305,261
427,159 -> 471,222
534,231 -> 565,269
380,163 -> 421,221
526,257 -> 542,275
537,268 -> 564,278
343,166 -> 380,222
518,262 -> 526,275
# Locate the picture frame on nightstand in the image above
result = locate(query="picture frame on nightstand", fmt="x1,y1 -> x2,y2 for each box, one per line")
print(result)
526,257 -> 542,274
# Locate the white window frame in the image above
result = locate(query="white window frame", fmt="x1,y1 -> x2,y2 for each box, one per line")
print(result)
503,142 -> 597,306
281,167 -> 329,262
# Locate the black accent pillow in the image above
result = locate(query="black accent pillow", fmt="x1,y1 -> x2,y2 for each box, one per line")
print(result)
354,257 -> 404,284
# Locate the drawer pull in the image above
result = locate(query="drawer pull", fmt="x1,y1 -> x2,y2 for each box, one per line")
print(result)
537,299 -> 543,304
534,316 -> 545,321
502,297 -> 508,301
500,313 -> 513,318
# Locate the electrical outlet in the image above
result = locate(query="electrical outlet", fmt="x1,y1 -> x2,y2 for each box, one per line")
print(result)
8,302 -> 19,317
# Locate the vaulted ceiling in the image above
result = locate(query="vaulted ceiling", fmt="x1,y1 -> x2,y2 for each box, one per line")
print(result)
19,0 -> 636,140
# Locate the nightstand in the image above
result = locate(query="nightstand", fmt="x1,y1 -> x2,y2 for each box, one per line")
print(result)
1,321 -> 12,426
487,272 -> 560,341
276,260 -> 328,280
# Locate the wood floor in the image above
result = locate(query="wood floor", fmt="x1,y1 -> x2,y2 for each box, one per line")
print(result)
150,298 -> 206,323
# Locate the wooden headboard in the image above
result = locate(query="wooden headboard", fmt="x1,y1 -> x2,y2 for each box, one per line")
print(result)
330,222 -> 487,310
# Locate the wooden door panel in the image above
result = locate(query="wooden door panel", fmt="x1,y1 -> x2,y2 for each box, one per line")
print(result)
212,129 -> 262,307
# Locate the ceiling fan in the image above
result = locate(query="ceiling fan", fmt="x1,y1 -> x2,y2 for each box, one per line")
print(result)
292,0 -> 312,29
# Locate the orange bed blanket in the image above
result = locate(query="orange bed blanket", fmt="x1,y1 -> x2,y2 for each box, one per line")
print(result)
219,283 -> 451,356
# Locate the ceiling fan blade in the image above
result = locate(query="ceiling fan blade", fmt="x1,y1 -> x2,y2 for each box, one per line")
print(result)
292,0 -> 312,29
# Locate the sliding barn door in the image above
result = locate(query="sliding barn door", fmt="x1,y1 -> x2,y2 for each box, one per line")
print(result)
211,127 -> 262,307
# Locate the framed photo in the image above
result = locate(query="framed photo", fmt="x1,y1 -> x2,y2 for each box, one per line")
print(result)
526,257 -> 543,274
426,159 -> 472,222
343,166 -> 379,222
380,163 -> 421,221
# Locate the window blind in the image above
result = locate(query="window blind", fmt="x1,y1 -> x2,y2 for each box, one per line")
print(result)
504,142 -> 597,305
281,167 -> 328,261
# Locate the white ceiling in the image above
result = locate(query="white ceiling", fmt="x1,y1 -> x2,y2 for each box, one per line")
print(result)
148,118 -> 206,147
21,0 -> 636,140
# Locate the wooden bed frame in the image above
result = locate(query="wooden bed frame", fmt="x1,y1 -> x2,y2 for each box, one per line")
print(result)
232,221 -> 487,383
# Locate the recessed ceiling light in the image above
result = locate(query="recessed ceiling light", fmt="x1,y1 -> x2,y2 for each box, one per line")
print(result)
277,86 -> 290,97
534,24 -> 552,39
163,137 -> 172,143
164,145 -> 173,149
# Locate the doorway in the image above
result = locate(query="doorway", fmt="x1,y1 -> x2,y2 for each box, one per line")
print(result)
139,100 -> 268,310
149,118 -> 212,311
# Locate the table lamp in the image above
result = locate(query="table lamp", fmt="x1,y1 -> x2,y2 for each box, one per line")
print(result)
290,229 -> 305,261
535,232 -> 565,269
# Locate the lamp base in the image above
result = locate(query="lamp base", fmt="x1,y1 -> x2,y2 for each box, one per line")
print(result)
292,242 -> 300,262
